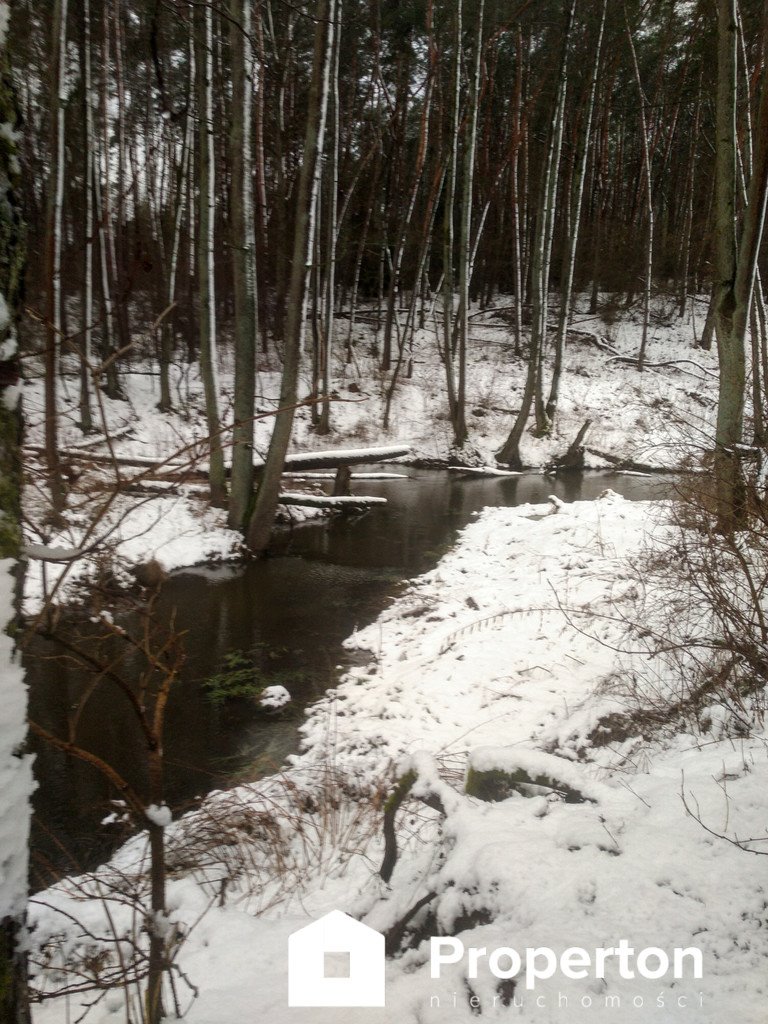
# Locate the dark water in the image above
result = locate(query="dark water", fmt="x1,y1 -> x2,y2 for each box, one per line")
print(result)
25,468 -> 675,885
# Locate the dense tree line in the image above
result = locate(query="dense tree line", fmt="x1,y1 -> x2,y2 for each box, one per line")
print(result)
9,0 -> 768,539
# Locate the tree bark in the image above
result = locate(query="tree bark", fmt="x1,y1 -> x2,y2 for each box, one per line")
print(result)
79,0 -> 95,434
44,0 -> 68,516
547,0 -> 606,422
246,0 -> 336,553
228,0 -> 258,530
196,1 -> 228,507
626,11 -> 654,372
499,0 -> 575,464
453,0 -> 485,449
0,34 -> 31,1024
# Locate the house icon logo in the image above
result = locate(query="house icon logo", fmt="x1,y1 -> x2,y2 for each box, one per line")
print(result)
288,909 -> 385,1007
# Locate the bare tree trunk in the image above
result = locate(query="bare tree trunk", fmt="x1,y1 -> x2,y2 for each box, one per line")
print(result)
196,1 -> 227,507
112,0 -> 131,355
228,0 -> 258,529
453,0 -> 484,449
98,4 -> 121,399
0,29 -> 31,1024
346,147 -> 381,362
626,11 -> 654,372
677,75 -> 702,320
547,0 -> 606,423
79,0 -> 95,433
441,0 -> 462,429
44,0 -> 68,517
510,27 -> 524,357
532,1 -> 573,436
713,0 -> 768,524
318,0 -> 342,434
246,0 -> 336,553
158,35 -> 194,414
499,0 -> 574,463
272,10 -> 296,341
253,5 -> 270,355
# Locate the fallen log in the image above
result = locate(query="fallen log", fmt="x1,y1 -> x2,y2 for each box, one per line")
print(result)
447,465 -> 522,478
586,446 -> 674,474
24,442 -> 413,479
281,471 -> 409,480
267,444 -> 411,472
278,492 -> 387,510
24,445 -> 194,474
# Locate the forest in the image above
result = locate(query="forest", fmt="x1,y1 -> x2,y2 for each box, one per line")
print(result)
0,0 -> 767,1021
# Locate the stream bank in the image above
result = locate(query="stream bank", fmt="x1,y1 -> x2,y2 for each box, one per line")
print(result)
26,468 -> 675,884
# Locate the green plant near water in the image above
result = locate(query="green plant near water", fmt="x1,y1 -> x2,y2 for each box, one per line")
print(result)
203,650 -> 309,706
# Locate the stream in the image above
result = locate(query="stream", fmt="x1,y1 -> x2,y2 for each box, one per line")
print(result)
25,468 -> 676,885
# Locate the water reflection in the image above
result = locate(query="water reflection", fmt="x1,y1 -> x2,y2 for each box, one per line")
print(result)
26,469 -> 674,881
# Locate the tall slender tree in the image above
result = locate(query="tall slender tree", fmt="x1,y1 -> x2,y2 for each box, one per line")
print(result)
228,0 -> 258,530
247,0 -> 337,552
713,0 -> 768,524
43,0 -> 68,516
196,0 -> 227,507
0,16 -> 31,1022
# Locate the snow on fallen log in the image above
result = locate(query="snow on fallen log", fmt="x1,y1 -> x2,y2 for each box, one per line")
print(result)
466,747 -> 609,804
263,444 -> 412,472
23,543 -> 87,562
278,492 -> 387,509
25,443 -> 413,478
281,471 -> 409,481
448,465 -> 522,477
24,445 -> 192,473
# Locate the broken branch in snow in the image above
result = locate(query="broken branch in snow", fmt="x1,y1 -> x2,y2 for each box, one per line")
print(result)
680,772 -> 768,855
606,355 -> 718,380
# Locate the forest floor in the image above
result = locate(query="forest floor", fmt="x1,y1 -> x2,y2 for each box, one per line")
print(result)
28,491 -> 768,1023
21,295 -> 720,610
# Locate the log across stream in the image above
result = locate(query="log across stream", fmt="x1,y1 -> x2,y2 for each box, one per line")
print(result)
25,468 -> 676,884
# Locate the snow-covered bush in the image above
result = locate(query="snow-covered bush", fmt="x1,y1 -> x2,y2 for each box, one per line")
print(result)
601,477 -> 768,740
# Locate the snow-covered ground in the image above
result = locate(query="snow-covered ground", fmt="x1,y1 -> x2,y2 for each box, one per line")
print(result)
20,297 -> 720,610
28,493 -> 768,1024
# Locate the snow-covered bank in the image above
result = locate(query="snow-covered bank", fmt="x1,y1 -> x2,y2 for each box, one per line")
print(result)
20,299 -> 719,610
29,494 -> 768,1023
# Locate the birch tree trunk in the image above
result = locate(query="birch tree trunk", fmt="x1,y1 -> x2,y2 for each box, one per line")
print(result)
158,56 -> 193,414
441,0 -> 462,430
318,0 -> 341,435
510,26 -> 524,357
547,0 -> 606,423
626,12 -> 654,372
453,0 -> 484,449
98,7 -> 120,399
44,0 -> 68,516
228,0 -> 258,530
196,1 -> 227,507
0,26 -> 32,1023
532,0 -> 573,436
499,0 -> 575,464
246,0 -> 336,553
79,0 -> 95,434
